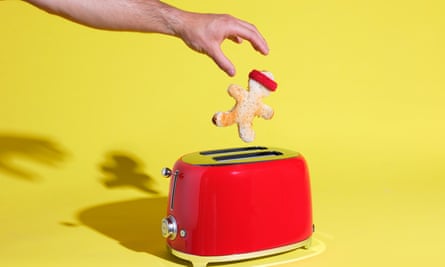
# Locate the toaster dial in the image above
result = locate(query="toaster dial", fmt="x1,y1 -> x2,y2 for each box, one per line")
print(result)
161,215 -> 177,240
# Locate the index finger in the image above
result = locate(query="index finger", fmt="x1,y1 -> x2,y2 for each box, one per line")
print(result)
230,19 -> 269,55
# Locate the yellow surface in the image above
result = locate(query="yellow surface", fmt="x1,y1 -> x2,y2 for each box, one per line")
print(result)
1,0 -> 445,266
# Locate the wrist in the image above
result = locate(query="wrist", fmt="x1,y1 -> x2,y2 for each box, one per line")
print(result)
156,2 -> 187,37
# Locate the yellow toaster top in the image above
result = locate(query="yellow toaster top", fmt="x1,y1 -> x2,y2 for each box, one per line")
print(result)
181,146 -> 300,166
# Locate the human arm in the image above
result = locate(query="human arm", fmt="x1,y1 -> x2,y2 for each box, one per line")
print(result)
22,0 -> 269,76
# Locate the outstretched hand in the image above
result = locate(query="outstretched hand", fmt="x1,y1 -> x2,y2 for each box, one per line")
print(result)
23,0 -> 269,76
175,13 -> 269,76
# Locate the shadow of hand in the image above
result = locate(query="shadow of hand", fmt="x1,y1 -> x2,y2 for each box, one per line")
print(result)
100,152 -> 159,194
0,133 -> 66,180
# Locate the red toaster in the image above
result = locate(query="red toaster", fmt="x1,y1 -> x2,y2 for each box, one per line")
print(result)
161,146 -> 313,267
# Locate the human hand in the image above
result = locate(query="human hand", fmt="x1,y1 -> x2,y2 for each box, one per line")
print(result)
174,12 -> 269,76
22,0 -> 269,76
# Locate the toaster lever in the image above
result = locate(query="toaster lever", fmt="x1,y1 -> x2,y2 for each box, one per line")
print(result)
169,170 -> 180,210
161,167 -> 172,178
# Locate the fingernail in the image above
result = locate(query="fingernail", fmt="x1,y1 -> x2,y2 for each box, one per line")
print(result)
228,68 -> 236,76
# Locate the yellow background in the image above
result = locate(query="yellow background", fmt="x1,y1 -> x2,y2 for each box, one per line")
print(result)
1,0 -> 444,266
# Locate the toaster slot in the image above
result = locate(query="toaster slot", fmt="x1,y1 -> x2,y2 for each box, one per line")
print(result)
181,147 -> 299,165
213,151 -> 283,162
200,146 -> 267,155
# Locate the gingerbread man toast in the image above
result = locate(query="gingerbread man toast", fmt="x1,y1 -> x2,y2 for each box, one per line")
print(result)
212,70 -> 277,142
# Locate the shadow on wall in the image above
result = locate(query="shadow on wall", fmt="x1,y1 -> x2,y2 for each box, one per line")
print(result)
77,197 -> 188,265
0,133 -> 66,181
99,151 -> 159,194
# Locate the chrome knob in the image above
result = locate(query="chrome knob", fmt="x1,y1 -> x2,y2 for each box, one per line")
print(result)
161,215 -> 177,240
161,167 -> 172,178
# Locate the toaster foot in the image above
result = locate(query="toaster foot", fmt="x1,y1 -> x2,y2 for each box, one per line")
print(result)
303,237 -> 312,249
168,237 -> 312,267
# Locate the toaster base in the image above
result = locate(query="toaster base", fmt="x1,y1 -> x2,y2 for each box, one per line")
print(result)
168,237 -> 312,267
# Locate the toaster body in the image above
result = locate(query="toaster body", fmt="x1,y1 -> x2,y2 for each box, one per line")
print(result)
161,146 -> 313,266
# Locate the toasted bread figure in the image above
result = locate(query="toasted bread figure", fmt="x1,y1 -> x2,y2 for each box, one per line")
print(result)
212,70 -> 277,142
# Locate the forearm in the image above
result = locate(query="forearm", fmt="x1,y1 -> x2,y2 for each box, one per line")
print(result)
23,0 -> 185,35
22,0 -> 269,76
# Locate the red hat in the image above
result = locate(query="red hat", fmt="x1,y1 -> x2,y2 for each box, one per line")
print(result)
248,69 -> 277,91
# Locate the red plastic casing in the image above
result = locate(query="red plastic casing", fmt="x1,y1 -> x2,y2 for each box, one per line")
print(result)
165,149 -> 312,256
